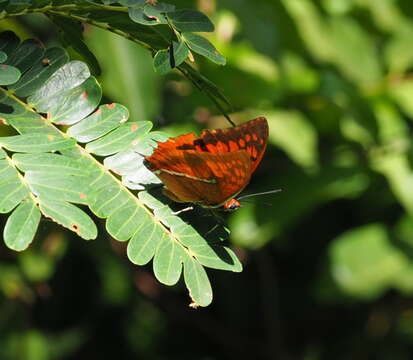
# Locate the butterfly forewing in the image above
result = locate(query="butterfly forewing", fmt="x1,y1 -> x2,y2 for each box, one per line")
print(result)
200,117 -> 268,172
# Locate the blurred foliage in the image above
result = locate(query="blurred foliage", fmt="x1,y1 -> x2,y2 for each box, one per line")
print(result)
2,0 -> 413,359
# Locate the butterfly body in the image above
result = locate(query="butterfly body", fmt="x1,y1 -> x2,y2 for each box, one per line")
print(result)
144,117 -> 268,210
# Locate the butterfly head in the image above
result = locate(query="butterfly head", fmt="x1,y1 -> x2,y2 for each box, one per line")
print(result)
222,198 -> 241,212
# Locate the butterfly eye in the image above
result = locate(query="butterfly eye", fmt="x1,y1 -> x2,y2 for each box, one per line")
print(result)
223,199 -> 241,211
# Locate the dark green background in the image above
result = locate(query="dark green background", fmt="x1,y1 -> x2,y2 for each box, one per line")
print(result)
2,0 -> 413,359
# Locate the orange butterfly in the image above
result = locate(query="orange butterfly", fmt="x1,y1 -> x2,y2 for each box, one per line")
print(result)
144,117 -> 268,211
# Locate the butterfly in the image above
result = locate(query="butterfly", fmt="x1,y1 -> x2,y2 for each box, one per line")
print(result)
144,117 -> 269,211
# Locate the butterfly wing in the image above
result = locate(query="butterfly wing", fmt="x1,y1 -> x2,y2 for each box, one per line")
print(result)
145,117 -> 268,207
145,147 -> 252,207
200,117 -> 268,173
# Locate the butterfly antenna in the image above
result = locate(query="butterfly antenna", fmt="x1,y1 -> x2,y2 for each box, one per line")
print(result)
237,189 -> 282,201
240,199 -> 274,208
223,113 -> 236,127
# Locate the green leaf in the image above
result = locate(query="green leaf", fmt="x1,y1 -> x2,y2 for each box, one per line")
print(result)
0,133 -> 75,153
153,236 -> 184,285
329,17 -> 382,86
389,79 -> 413,119
153,41 -> 189,74
129,8 -> 161,25
39,199 -> 97,240
118,0 -> 146,6
89,184 -> 131,218
122,163 -> 161,190
281,0 -> 334,61
10,47 -> 69,97
103,148 -> 161,190
85,121 -> 152,156
385,26 -> 413,74
0,50 -> 6,63
267,110 -> 318,169
129,131 -> 169,156
340,114 -> 374,148
5,39 -> 44,74
31,75 -> 102,125
67,103 -> 129,143
281,51 -> 319,93
183,256 -> 212,307
0,64 -> 21,85
13,153 -> 88,175
0,159 -> 29,213
182,33 -> 226,65
329,224 -> 408,299
188,244 -> 242,272
3,199 -> 41,251
143,4 -> 169,24
127,222 -> 164,265
106,203 -> 151,241
104,150 -> 144,175
167,9 -> 214,32
28,60 -> 90,105
24,171 -> 91,205
19,250 -> 55,282
371,152 -> 413,215
393,263 -> 413,294
172,222 -> 242,272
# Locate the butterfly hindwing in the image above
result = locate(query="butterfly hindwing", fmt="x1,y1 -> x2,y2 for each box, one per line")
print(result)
146,149 -> 252,207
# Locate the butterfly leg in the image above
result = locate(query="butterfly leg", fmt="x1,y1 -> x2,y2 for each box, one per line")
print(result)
171,206 -> 194,215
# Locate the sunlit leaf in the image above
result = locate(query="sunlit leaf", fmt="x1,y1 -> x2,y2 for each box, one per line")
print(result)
106,203 -> 150,241
67,103 -> 129,143
0,133 -> 75,153
329,224 -> 408,299
129,8 -> 161,25
183,256 -> 212,307
13,153 -> 88,175
39,199 -> 97,240
267,110 -> 318,169
24,171 -> 91,204
153,236 -> 185,285
10,47 -> 69,97
85,121 -> 152,156
0,159 -> 30,213
3,199 -> 41,251
153,41 -> 189,74
127,222 -> 164,265
182,33 -> 226,65
0,64 -> 21,85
